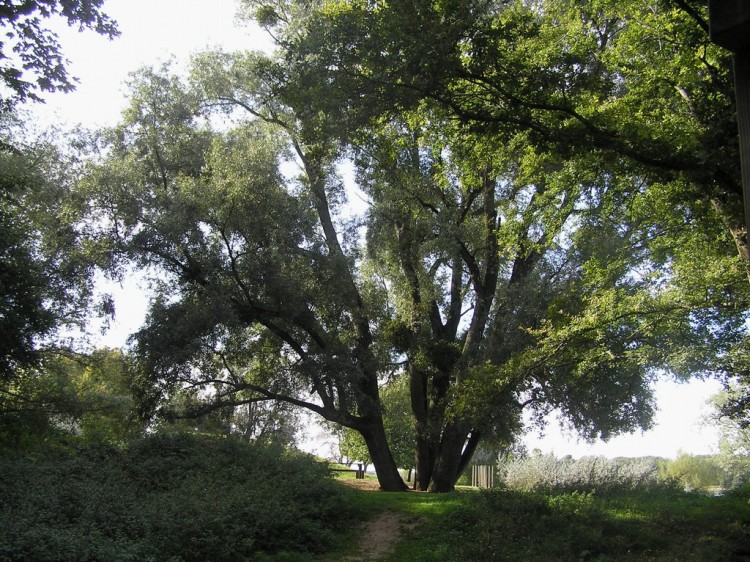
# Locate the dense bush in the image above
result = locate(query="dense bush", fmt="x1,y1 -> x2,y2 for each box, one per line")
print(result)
658,453 -> 725,491
0,433 -> 353,561
499,452 -> 673,494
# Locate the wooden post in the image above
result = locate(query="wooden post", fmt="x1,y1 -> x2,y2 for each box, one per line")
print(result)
710,2 -> 750,238
471,465 -> 495,488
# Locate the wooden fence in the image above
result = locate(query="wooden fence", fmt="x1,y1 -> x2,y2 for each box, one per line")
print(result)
471,465 -> 495,489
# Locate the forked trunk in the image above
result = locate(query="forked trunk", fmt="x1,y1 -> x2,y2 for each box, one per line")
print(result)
427,423 -> 470,493
414,434 -> 434,491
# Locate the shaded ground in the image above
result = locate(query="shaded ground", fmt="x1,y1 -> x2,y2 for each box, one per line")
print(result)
337,479 -> 420,561
338,478 -> 384,492
332,479 -> 750,561
340,511 -> 411,561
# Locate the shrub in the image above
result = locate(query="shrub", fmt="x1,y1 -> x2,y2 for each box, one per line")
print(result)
659,453 -> 725,491
0,433 -> 353,561
500,452 -> 674,495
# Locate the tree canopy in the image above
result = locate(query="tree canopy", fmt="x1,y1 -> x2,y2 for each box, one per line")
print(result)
0,115 -> 100,382
0,0 -> 119,107
0,0 -> 118,385
65,0 -> 750,492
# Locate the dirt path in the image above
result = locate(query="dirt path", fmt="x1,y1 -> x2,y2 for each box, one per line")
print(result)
337,479 -> 419,561
341,511 -> 414,561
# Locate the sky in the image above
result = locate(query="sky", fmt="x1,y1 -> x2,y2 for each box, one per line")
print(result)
35,0 -> 272,127
30,0 -> 725,460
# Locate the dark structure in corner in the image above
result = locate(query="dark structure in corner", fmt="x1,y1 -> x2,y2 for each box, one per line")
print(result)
709,1 -> 750,238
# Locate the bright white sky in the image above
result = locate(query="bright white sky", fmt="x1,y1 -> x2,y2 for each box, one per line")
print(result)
30,0 -> 724,460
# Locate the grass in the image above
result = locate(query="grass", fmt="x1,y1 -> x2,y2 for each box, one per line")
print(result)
324,475 -> 750,561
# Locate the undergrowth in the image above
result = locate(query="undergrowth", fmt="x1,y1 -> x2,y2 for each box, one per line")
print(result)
383,486 -> 750,561
0,434 -> 354,561
4,440 -> 750,562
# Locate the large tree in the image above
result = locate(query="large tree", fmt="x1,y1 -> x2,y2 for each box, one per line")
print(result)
82,63 -> 409,490
80,0 -> 750,492
242,0 -> 749,488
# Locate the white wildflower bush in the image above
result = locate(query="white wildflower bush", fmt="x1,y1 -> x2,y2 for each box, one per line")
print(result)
499,452 -> 568,491
500,452 -> 670,494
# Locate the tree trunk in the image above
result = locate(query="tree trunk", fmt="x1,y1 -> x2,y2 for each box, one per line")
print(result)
410,368 -> 437,491
414,434 -> 435,491
360,420 -> 408,491
455,430 -> 482,483
427,422 -> 471,492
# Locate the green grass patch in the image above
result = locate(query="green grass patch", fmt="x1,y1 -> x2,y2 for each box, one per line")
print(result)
335,485 -> 750,561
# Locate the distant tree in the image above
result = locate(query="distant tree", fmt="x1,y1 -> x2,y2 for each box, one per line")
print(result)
158,384 -> 303,446
660,453 -> 724,491
707,387 -> 750,487
380,376 -> 416,471
710,387 -> 750,451
0,0 -> 119,108
0,352 -> 79,446
330,376 -> 415,471
71,348 -> 143,444
338,427 -> 370,470
0,348 -> 143,447
500,452 -> 666,493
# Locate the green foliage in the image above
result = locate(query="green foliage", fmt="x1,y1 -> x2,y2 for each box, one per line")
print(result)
659,452 -> 726,491
388,487 -> 750,561
0,116 -> 94,381
0,355 -> 80,448
0,0 -> 119,107
0,434 -> 353,561
0,112 -> 111,458
0,348 -> 142,449
0,151 -> 54,375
